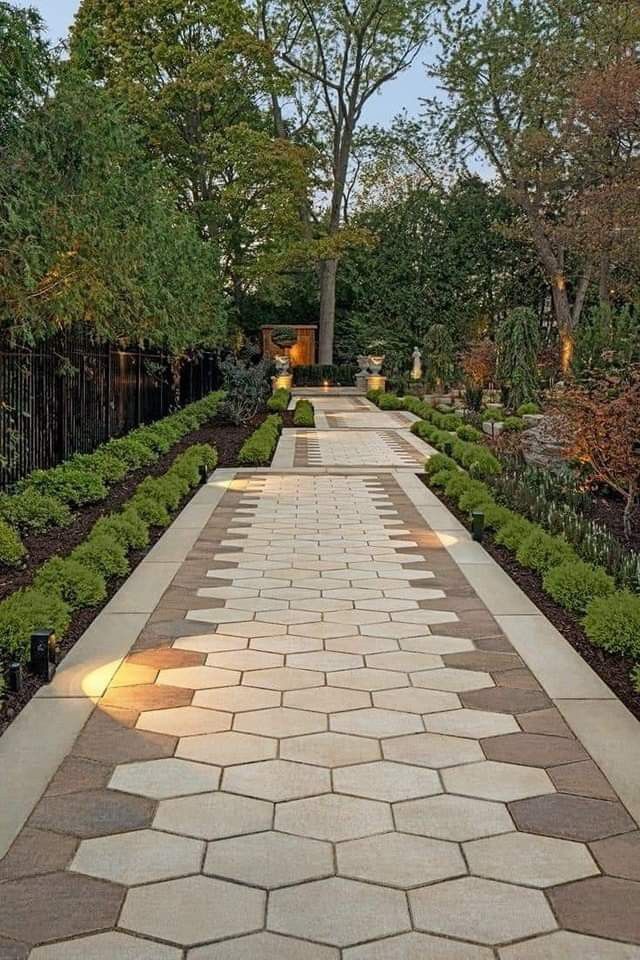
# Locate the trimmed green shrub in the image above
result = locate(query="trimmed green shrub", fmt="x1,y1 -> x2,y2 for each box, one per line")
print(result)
25,464 -> 107,506
105,436 -> 158,470
70,450 -> 129,485
71,534 -> 130,579
0,519 -> 26,567
479,501 -> 515,531
494,516 -> 536,551
0,588 -> 71,660
425,453 -> 457,477
458,481 -> 492,512
34,557 -> 107,610
458,444 -> 501,478
293,399 -> 315,427
238,415 -> 283,465
429,469 -> 454,488
92,509 -> 150,551
129,494 -> 171,527
377,393 -> 406,410
482,407 -> 505,422
583,591 -> 640,659
457,424 -> 483,442
517,402 -> 540,416
445,471 -> 473,500
0,489 -> 72,534
516,530 -> 576,575
632,663 -> 640,691
543,560 -> 615,615
267,389 -> 291,413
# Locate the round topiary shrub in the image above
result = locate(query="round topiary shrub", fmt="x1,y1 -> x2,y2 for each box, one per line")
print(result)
516,529 -> 577,575
0,519 -> 26,567
34,556 -> 107,610
543,560 -> 615,614
583,591 -> 640,659
494,516 -> 536,551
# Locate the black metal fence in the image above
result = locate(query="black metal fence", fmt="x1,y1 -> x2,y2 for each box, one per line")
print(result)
0,333 -> 221,490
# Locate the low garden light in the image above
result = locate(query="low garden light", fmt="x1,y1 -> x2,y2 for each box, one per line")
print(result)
8,662 -> 23,693
30,628 -> 58,683
471,510 -> 485,542
199,463 -> 208,485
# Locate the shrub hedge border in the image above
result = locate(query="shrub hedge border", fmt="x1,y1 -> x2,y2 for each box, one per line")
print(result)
237,414 -> 283,465
293,399 -> 315,427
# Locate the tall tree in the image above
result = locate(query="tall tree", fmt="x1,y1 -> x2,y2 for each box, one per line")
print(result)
427,0 -> 640,371
0,2 -> 50,145
257,0 -> 441,362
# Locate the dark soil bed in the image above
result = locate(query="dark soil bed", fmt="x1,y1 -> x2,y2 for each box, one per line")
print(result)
425,480 -> 640,723
0,413 -> 266,733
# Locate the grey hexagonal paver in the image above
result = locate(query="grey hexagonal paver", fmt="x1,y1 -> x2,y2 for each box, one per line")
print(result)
204,831 -> 333,888
497,931 -> 640,959
234,707 -> 326,738
330,707 -> 423,738
337,832 -> 466,888
280,732 -> 380,767
188,932 -> 338,959
333,760 -> 441,803
120,876 -> 265,945
154,791 -> 272,840
30,933 -> 181,959
464,832 -> 599,887
222,759 -> 330,801
409,877 -> 557,944
269,877 -> 411,947
383,732 -> 483,768
395,794 -> 514,841
275,793 -> 393,841
176,731 -> 277,767
70,829 -> 203,885
343,933 -> 493,959
108,758 -> 221,799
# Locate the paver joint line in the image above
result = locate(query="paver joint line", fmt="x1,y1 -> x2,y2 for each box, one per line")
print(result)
1,394 -> 639,955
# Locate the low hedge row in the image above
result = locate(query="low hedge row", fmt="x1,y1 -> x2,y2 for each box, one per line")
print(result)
0,443 -> 217,666
0,391 -> 224,567
267,389 -> 291,413
293,399 -> 315,427
294,364 -> 357,386
237,415 -> 283,465
425,457 -> 640,678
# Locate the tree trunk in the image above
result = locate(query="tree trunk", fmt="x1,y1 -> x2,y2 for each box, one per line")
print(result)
624,479 -> 637,539
551,276 -> 575,374
318,259 -> 338,364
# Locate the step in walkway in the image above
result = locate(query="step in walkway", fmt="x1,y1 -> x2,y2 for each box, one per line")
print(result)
1,393 -> 640,958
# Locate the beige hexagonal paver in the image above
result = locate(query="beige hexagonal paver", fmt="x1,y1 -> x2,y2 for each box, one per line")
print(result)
255,609 -> 322,625
465,831 -> 599,887
108,758 -> 221,799
283,686 -> 371,713
276,793 -> 392,841
291,622 -> 358,639
395,793 -> 515,841
326,635 -> 399,654
287,651 -> 364,671
186,608 -> 253,625
219,620 -> 290,638
250,635 -> 323,654
120,875 -> 265,945
280,731 -> 380,767
410,876 -> 557,944
30,932 -> 182,959
291,598 -> 353,612
174,634 -> 248,653
372,687 -> 460,714
187,932 -> 339,959
157,665 -> 240,690
70,829 -> 203,885
400,635 -> 475,654
204,831 -> 333,888
337,832 -> 466,888
359,622 -> 428,640
412,668 -> 494,692
497,930 -> 640,959
222,758 -> 330,801
443,760 -> 555,801
234,707 -> 326,738
327,668 -> 408,691
243,666 -> 323,690
136,706 -> 231,737
225,597 -> 288,612
391,609 -> 459,625
333,760 -> 441,803
330,707 -> 423,738
424,708 -> 518,739
205,650 -> 283,671
176,731 -> 277,766
268,877 -> 410,947
154,791 -> 272,840
366,651 -> 443,672
383,732 -> 483,768
343,932 -> 493,960
192,686 -> 280,712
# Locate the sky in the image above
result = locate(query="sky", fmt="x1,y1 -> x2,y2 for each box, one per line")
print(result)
23,0 -> 431,126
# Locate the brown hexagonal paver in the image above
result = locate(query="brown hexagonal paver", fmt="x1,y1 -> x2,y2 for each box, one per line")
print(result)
509,794 -> 636,841
72,707 -> 176,765
590,831 -> 640,881
0,873 -> 123,946
481,732 -> 589,768
29,789 -> 154,838
549,760 -> 617,800
0,937 -> 28,960
548,876 -> 640,944
100,683 -> 192,712
0,828 -> 77,881
461,687 -> 551,714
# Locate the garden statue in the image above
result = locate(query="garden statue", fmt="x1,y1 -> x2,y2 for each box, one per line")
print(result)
274,354 -> 290,374
411,346 -> 423,380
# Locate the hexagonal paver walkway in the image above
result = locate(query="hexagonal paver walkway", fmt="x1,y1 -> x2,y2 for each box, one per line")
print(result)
1,392 -> 640,958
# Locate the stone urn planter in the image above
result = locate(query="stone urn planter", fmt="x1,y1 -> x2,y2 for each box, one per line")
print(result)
367,355 -> 385,375
356,355 -> 370,372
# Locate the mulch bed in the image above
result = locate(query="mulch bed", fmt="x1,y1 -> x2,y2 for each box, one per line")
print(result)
0,413 -> 266,733
429,482 -> 640,723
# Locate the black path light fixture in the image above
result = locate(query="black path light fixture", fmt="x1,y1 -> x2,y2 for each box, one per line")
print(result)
199,462 -> 208,485
471,510 -> 485,542
30,627 -> 59,682
7,661 -> 23,693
